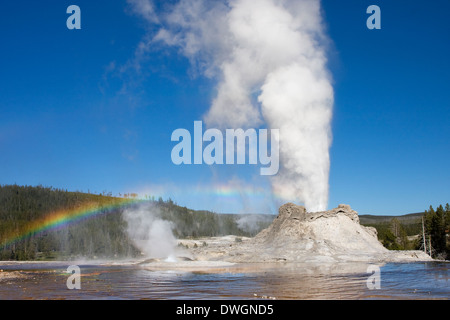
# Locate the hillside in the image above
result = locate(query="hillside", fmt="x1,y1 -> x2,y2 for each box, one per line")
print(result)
359,213 -> 423,225
0,185 -> 139,260
0,185 -> 272,261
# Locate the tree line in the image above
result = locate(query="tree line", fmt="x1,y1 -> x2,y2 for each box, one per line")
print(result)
0,185 -> 140,260
420,204 -> 450,260
363,204 -> 449,260
0,185 -> 271,261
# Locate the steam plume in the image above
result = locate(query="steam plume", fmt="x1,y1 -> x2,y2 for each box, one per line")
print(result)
123,204 -> 177,259
128,0 -> 334,212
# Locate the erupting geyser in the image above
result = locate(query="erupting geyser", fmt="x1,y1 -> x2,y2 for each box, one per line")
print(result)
128,0 -> 334,212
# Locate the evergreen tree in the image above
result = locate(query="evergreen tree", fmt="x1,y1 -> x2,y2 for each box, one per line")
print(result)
389,218 -> 408,249
445,203 -> 450,231
432,205 -> 446,255
419,204 -> 449,259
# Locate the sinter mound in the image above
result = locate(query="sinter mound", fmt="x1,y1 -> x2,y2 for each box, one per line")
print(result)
249,203 -> 386,262
256,203 -> 382,251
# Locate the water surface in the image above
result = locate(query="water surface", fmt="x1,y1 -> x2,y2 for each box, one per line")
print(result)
0,261 -> 448,300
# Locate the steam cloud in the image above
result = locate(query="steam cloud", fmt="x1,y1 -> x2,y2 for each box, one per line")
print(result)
123,204 -> 178,259
128,0 -> 334,212
236,214 -> 273,234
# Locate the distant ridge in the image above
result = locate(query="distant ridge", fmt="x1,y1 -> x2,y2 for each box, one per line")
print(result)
359,212 -> 423,225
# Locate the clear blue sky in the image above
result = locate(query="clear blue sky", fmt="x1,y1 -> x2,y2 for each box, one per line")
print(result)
1,0 -> 449,215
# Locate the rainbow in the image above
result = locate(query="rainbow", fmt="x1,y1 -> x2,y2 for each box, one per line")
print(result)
141,183 -> 288,201
1,185 -> 291,248
1,198 -> 143,248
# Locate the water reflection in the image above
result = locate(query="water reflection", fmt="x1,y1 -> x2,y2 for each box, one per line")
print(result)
0,261 -> 448,300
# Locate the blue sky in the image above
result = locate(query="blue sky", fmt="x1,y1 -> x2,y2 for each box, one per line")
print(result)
0,0 -> 449,215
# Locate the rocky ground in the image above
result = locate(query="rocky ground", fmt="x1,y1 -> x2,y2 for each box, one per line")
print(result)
0,270 -> 26,281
